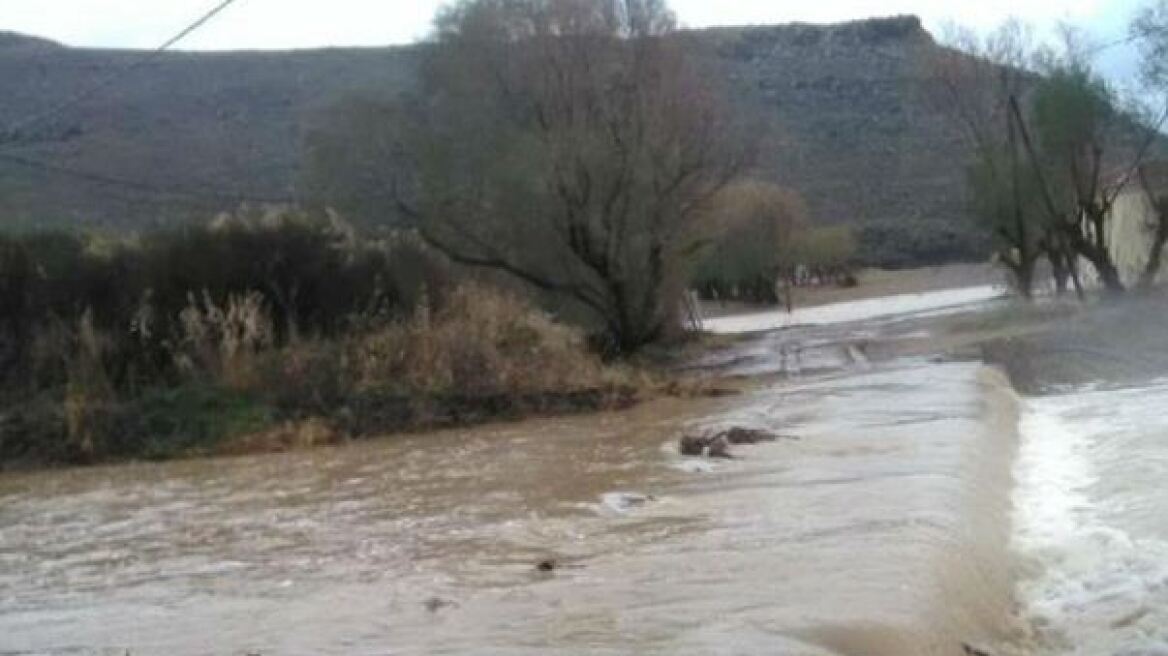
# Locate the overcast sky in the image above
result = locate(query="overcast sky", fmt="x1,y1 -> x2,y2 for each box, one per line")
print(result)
0,0 -> 1144,49
2,0 -> 1148,80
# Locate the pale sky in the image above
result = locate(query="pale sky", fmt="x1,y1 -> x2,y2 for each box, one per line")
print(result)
0,0 -> 1148,80
0,0 -> 1144,50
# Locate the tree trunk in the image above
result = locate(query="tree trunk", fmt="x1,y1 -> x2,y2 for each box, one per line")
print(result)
1015,256 -> 1036,300
1094,258 -> 1125,295
1065,225 -> 1125,295
1139,208 -> 1168,289
1050,250 -> 1070,296
1068,255 -> 1085,300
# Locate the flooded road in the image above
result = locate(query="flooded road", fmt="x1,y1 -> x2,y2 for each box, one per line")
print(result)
1,288 -> 1021,655
702,285 -> 1005,334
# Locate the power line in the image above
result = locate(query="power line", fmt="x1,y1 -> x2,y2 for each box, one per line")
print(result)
0,0 -> 276,210
0,151 -> 294,206
0,0 -> 242,144
1085,21 -> 1168,58
1084,33 -> 1140,58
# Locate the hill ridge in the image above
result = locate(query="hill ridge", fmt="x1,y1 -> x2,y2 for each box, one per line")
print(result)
0,16 -> 984,264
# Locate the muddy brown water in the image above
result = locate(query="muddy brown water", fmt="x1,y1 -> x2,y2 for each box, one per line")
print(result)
1,302 -> 1023,655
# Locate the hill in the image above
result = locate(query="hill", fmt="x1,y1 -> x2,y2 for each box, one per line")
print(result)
0,16 -> 986,265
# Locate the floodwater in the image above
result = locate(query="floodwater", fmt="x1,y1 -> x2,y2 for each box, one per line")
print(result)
702,285 -> 1005,334
1012,380 -> 1168,655
2,288 -> 1022,655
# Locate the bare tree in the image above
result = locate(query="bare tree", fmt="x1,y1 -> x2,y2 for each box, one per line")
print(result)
341,0 -> 753,354
927,22 -> 1048,297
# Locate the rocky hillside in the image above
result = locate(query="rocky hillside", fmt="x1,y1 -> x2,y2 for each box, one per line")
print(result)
0,17 -> 986,264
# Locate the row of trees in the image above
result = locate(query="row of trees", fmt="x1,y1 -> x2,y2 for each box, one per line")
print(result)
932,7 -> 1168,298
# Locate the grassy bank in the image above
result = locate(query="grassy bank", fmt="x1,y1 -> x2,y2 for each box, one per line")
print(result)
0,212 -> 644,470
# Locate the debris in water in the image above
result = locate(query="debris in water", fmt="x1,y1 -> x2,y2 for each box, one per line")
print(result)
678,433 -> 733,458
961,643 -> 993,656
678,427 -> 793,459
600,492 -> 656,513
706,435 -> 733,459
424,597 -> 458,613
679,435 -> 709,456
721,427 -> 781,445
536,559 -> 557,572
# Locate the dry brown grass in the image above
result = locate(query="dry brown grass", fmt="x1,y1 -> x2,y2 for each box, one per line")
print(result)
349,283 -> 635,397
174,291 -> 274,390
2,281 -> 647,468
62,311 -> 116,459
216,418 -> 341,456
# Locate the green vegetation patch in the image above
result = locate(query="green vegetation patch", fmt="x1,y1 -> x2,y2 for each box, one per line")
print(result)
118,385 -> 275,460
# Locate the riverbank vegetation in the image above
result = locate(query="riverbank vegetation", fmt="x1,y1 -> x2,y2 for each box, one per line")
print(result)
17,0 -> 1168,469
0,209 -> 642,468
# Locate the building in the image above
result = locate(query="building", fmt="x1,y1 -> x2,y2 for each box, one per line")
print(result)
1106,161 -> 1168,287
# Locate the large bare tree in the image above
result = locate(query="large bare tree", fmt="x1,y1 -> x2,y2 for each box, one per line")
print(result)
308,0 -> 752,354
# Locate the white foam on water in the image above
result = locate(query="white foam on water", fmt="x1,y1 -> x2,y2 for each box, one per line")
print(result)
597,491 -> 655,514
703,285 -> 1005,334
1012,383 -> 1168,654
672,459 -> 716,474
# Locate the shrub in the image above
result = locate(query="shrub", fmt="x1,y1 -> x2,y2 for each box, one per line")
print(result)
173,291 -> 274,390
115,384 -> 274,460
350,283 -> 622,397
0,219 -> 636,468
0,209 -> 450,391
